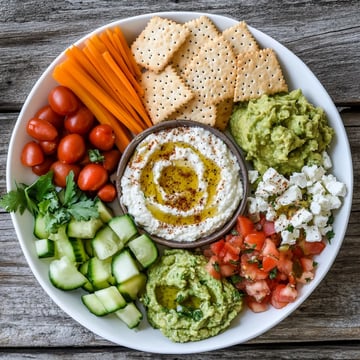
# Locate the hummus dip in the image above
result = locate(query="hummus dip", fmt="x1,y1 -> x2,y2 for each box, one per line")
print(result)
142,249 -> 243,342
120,125 -> 243,242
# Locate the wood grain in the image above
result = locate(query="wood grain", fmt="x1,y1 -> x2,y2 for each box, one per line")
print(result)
0,0 -> 359,358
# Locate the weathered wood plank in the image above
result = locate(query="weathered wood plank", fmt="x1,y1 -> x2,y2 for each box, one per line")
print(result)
0,0 -> 359,109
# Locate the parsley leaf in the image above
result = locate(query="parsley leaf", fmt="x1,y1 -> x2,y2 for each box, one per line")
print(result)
0,183 -> 28,214
88,149 -> 104,163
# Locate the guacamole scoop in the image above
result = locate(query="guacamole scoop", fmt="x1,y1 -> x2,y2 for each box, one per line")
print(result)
141,249 -> 243,343
229,89 -> 334,175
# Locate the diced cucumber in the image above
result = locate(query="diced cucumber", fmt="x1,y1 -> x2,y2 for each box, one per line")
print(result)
94,286 -> 127,313
49,225 -> 75,262
78,261 -> 94,292
33,214 -> 50,239
84,239 -> 93,257
87,257 -> 112,284
96,199 -> 114,223
127,234 -> 158,268
115,302 -> 143,329
117,273 -> 147,301
67,217 -> 103,239
92,225 -> 122,260
69,238 -> 89,263
49,256 -> 87,290
112,249 -> 140,284
35,239 -> 55,258
82,293 -> 108,316
108,215 -> 138,247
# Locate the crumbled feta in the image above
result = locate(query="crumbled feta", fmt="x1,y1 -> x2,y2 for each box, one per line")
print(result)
303,225 -> 322,242
248,170 -> 259,184
290,208 -> 313,228
302,165 -> 325,184
322,174 -> 347,197
289,172 -> 307,188
276,185 -> 302,207
313,214 -> 329,228
274,214 -> 289,233
322,151 -> 332,169
307,181 -> 326,196
255,167 -> 289,198
281,228 -> 300,245
265,206 -> 277,221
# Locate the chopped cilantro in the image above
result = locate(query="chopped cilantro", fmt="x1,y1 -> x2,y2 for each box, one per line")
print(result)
88,149 -> 104,163
269,268 -> 278,279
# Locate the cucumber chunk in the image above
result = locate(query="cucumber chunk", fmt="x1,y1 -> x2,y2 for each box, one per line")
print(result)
33,214 -> 50,239
128,234 -> 158,268
67,217 -> 103,239
92,225 -> 122,260
87,257 -> 112,284
49,256 -> 87,290
115,302 -> 143,329
49,225 -> 75,262
96,199 -> 114,223
94,286 -> 127,313
108,215 -> 138,247
117,273 -> 147,301
35,239 -> 55,258
112,249 -> 140,284
69,238 -> 89,263
82,293 -> 108,316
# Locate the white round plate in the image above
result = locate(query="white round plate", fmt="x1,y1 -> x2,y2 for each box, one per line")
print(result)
7,11 -> 353,354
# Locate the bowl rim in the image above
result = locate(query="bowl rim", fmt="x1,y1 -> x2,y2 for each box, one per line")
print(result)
116,119 -> 249,248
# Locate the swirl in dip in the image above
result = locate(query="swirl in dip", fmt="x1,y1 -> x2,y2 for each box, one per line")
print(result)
120,125 -> 243,242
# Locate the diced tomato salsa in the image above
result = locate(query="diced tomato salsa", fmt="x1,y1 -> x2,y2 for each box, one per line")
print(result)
203,215 -> 326,312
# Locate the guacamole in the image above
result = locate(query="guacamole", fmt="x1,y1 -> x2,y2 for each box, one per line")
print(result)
141,249 -> 243,343
229,89 -> 334,176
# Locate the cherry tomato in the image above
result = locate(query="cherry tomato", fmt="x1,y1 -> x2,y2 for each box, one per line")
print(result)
64,107 -> 95,135
48,86 -> 80,115
26,118 -> 58,141
39,139 -> 58,155
50,161 -> 81,188
77,163 -> 108,191
97,183 -> 117,202
89,124 -> 115,151
21,141 -> 44,167
34,105 -> 64,129
57,133 -> 86,164
103,149 -> 121,173
32,157 -> 55,176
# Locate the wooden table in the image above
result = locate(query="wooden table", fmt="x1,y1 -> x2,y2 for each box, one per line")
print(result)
1,1 -> 359,359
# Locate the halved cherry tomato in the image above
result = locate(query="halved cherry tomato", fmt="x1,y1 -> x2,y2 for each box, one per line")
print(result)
103,149 -> 121,173
50,161 -> 81,188
64,107 -> 95,135
89,124 -> 115,151
57,133 -> 86,164
34,105 -> 64,129
26,118 -> 58,141
77,163 -> 108,191
48,86 -> 79,115
21,141 -> 44,167
97,183 -> 117,202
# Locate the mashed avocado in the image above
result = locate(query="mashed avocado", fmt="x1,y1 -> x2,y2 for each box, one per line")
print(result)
141,249 -> 243,343
229,89 -> 334,175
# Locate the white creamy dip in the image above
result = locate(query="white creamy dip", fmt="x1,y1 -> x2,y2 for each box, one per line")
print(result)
120,126 -> 243,242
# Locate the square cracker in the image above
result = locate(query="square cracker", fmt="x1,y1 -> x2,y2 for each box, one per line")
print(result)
131,16 -> 190,73
140,65 -> 195,124
168,95 -> 217,126
172,15 -> 222,74
222,21 -> 259,55
234,48 -> 288,102
181,36 -> 237,106
214,98 -> 234,130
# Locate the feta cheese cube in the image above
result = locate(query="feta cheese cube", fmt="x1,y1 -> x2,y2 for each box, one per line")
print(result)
322,151 -> 332,169
281,228 -> 300,245
310,200 -> 322,215
274,214 -> 289,232
276,185 -> 302,207
303,225 -> 322,242
290,208 -> 313,228
289,172 -> 307,188
265,206 -> 277,221
313,214 -> 329,228
302,165 -> 325,184
322,174 -> 347,197
256,168 -> 289,197
247,197 -> 258,215
248,170 -> 259,184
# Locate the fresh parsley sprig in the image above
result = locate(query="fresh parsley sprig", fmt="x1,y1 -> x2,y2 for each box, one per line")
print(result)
0,171 -> 99,233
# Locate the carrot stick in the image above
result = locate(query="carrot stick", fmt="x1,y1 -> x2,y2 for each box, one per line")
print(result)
61,57 -> 145,134
53,62 -> 132,152
84,39 -> 147,129
102,51 -> 152,127
113,26 -> 142,78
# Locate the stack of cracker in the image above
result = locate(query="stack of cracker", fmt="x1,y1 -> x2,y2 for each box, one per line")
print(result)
131,16 -> 288,130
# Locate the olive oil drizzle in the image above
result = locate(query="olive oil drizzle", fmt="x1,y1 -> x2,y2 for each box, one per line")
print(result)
139,141 -> 222,226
